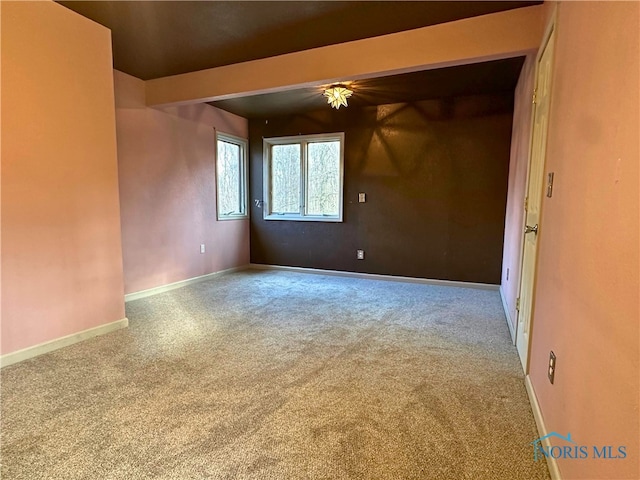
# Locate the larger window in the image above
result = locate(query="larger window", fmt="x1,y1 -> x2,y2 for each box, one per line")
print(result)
216,132 -> 248,220
263,133 -> 344,222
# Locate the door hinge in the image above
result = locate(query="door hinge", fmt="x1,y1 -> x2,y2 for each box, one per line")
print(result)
516,297 -> 521,311
524,196 -> 528,211
532,90 -> 537,105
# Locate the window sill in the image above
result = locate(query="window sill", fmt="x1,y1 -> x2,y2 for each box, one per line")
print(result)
263,215 -> 342,223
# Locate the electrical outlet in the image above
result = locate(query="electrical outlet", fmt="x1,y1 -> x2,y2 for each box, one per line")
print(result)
548,351 -> 556,384
357,250 -> 365,260
200,244 -> 206,254
358,193 -> 366,203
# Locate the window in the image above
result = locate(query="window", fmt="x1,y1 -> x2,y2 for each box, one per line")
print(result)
263,133 -> 344,222
216,132 -> 248,220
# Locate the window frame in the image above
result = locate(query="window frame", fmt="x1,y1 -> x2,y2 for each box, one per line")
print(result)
216,131 -> 249,221
263,132 -> 345,222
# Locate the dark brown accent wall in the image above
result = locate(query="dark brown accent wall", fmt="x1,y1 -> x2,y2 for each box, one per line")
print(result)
249,93 -> 514,284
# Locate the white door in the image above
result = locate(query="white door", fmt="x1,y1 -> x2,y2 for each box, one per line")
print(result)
516,28 -> 556,372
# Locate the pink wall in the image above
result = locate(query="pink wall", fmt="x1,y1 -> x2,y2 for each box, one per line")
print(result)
528,2 -> 639,479
1,2 -> 126,355
114,71 -> 249,294
501,55 -> 536,333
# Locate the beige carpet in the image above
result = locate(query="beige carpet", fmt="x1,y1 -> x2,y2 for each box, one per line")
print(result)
1,269 -> 550,479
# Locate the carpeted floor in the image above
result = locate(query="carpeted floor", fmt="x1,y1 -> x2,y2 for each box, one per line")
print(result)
1,269 -> 550,479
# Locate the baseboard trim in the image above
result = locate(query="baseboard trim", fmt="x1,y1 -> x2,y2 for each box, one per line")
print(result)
249,264 -> 499,291
499,286 -> 516,344
124,265 -> 249,302
525,375 -> 562,480
0,317 -> 129,368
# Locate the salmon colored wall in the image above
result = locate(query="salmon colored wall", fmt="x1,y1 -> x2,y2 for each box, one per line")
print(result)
501,55 -> 536,334
114,71 -> 249,294
1,2 -> 126,355
529,2 -> 639,479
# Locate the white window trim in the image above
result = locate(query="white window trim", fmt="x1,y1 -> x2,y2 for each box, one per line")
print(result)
263,132 -> 345,222
216,131 -> 249,221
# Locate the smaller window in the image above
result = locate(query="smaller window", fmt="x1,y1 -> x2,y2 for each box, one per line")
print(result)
216,132 -> 248,220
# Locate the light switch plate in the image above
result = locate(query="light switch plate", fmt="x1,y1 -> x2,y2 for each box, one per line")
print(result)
358,193 -> 366,203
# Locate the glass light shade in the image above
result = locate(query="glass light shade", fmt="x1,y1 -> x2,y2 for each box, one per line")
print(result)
323,86 -> 353,109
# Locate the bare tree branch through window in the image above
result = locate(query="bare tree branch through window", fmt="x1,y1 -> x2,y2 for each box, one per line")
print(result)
264,133 -> 343,222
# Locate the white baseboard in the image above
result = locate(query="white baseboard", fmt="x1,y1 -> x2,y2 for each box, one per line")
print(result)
499,286 -> 516,344
124,265 -> 248,302
249,264 -> 499,291
525,375 -> 561,480
0,317 -> 129,368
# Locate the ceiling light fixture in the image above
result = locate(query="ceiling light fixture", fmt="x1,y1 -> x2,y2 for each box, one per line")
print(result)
323,85 -> 353,109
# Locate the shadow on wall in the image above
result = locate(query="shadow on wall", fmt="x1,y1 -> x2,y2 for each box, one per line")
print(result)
249,94 -> 514,284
